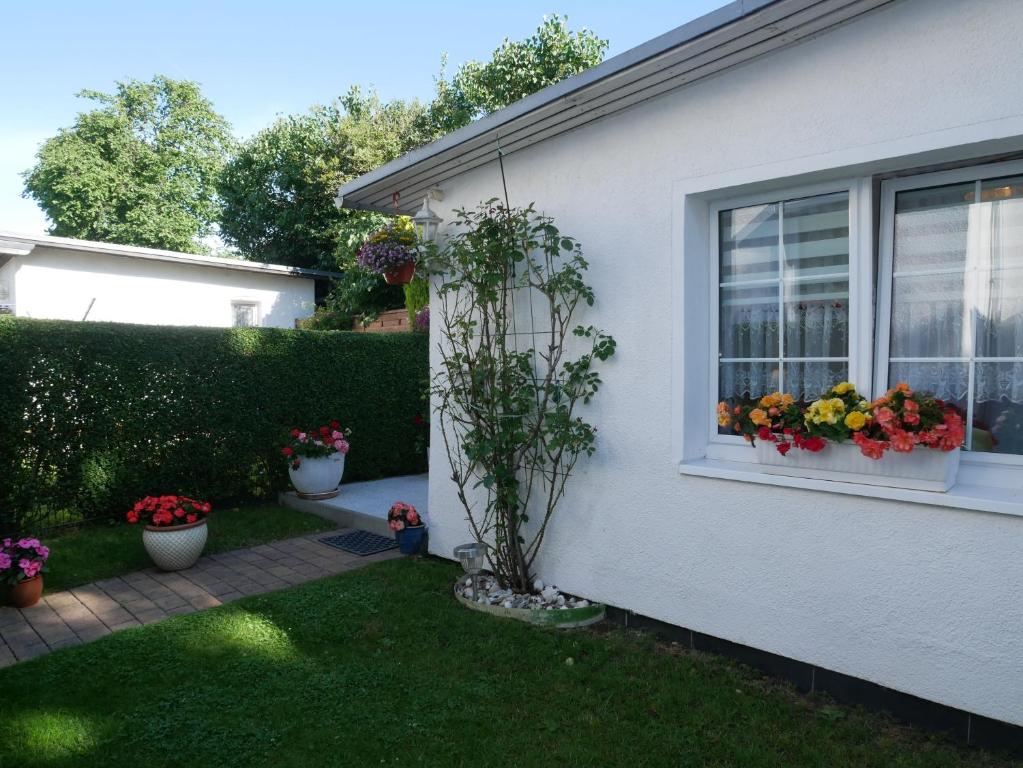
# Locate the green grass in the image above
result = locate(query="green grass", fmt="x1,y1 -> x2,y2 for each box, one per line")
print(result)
0,559 -> 1014,768
41,504 -> 335,592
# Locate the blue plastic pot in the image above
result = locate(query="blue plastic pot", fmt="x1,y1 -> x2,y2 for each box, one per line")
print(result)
396,525 -> 426,555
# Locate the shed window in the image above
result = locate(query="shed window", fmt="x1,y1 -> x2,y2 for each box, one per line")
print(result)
232,302 -> 259,327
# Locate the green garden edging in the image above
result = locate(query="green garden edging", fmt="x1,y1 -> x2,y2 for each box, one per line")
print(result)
454,582 -> 606,628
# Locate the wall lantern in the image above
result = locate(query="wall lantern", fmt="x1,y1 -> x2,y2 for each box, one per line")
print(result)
412,190 -> 444,245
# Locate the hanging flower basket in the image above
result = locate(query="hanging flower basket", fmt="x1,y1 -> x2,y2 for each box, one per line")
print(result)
357,220 -> 418,285
719,382 -> 965,492
383,261 -> 416,285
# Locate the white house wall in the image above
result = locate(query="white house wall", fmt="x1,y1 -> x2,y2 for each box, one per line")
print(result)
428,0 -> 1023,725
13,246 -> 315,328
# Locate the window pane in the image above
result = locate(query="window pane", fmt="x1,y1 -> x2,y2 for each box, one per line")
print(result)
974,362 -> 1023,454
986,176 -> 1023,270
890,273 -> 966,358
233,304 -> 256,327
893,183 -> 972,273
784,279 -> 849,358
888,361 -> 969,411
720,284 -> 779,359
783,192 -> 849,276
718,361 -> 779,402
976,266 -> 1023,357
787,360 -> 848,402
720,204 -> 778,281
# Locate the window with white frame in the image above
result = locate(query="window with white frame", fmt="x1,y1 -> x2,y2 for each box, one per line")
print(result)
708,160 -> 1023,467
879,166 -> 1023,458
715,189 -> 852,435
232,301 -> 259,327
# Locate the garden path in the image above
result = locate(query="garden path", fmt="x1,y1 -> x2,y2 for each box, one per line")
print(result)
0,528 -> 398,666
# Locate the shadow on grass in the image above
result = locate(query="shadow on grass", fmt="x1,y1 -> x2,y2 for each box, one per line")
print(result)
0,558 -> 1016,768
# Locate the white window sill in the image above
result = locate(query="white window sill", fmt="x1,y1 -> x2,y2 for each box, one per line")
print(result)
678,458 -> 1023,519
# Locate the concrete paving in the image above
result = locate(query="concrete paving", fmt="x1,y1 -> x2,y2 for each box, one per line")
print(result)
0,528 -> 399,667
280,473 -> 428,537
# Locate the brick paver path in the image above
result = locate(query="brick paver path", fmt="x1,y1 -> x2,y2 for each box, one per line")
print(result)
0,529 -> 398,667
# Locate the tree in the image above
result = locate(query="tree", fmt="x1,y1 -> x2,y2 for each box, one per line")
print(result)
23,76 -> 233,253
432,202 -> 616,592
218,88 -> 430,271
426,16 -> 608,134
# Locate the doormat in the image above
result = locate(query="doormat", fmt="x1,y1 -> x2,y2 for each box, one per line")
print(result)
319,530 -> 397,556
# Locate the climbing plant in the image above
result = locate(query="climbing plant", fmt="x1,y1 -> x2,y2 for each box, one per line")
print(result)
431,201 -> 616,593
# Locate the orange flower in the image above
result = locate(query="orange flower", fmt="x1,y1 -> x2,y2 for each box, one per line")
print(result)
749,408 -> 771,427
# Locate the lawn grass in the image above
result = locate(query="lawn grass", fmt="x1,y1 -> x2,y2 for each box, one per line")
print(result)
41,504 -> 335,593
0,558 -> 1014,768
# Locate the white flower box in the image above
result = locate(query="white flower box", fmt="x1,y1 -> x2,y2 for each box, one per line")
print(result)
754,441 -> 960,492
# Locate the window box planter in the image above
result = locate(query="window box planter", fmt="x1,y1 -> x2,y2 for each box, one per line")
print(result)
755,441 -> 960,492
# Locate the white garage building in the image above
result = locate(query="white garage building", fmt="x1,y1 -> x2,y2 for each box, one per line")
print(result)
0,231 -> 338,328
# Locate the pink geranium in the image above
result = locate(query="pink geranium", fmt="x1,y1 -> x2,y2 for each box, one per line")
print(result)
281,421 -> 352,469
0,536 -> 50,584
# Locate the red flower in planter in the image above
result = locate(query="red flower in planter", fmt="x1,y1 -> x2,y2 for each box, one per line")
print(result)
127,496 -> 212,527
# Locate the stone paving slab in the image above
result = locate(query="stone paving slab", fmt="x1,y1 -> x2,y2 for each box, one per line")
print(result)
0,528 -> 399,667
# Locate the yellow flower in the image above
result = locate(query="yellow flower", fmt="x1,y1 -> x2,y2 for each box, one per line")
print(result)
828,398 -> 846,413
833,381 -> 856,395
844,411 -> 867,430
749,408 -> 770,427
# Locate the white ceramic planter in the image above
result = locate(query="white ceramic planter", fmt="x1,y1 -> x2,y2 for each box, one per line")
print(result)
143,519 -> 208,571
288,453 -> 345,499
755,441 -> 960,492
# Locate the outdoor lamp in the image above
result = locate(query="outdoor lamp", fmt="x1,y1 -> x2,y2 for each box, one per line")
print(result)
412,194 -> 443,244
453,542 -> 487,600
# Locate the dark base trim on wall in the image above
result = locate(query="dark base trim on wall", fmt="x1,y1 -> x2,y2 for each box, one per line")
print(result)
604,606 -> 1022,756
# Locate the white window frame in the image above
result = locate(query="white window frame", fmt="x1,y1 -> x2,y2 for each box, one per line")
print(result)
705,178 -> 872,464
231,300 -> 260,328
876,158 -> 1023,475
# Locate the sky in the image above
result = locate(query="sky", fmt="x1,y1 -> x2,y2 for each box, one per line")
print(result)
0,0 -> 725,235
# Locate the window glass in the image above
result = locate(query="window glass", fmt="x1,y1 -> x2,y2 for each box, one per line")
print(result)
889,175 -> 1023,454
718,192 -> 849,434
233,303 -> 257,327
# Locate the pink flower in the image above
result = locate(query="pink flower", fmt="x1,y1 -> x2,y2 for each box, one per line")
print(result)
19,559 -> 41,579
902,412 -> 920,425
889,429 -> 916,453
332,430 -> 342,440
335,440 -> 350,455
17,538 -> 39,550
874,407 -> 896,427
0,552 -> 11,571
298,432 -> 307,442
34,545 -> 49,560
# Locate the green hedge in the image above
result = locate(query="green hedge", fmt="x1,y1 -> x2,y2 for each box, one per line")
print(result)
0,318 -> 428,535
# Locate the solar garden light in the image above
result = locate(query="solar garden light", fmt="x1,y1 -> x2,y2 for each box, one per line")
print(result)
453,542 -> 488,601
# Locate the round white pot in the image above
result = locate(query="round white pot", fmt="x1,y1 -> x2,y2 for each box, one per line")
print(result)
143,519 -> 208,571
288,453 -> 345,499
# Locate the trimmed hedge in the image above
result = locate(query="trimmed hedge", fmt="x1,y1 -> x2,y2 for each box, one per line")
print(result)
0,318 -> 428,535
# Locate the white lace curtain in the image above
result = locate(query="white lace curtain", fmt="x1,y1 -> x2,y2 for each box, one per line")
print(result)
719,302 -> 849,401
890,179 -> 1023,405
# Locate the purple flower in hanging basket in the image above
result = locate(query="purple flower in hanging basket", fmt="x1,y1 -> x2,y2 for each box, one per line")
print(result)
357,221 -> 419,274
415,306 -> 430,331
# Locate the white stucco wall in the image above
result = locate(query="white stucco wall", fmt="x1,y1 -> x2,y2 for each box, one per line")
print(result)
428,0 -> 1023,726
10,246 -> 316,327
